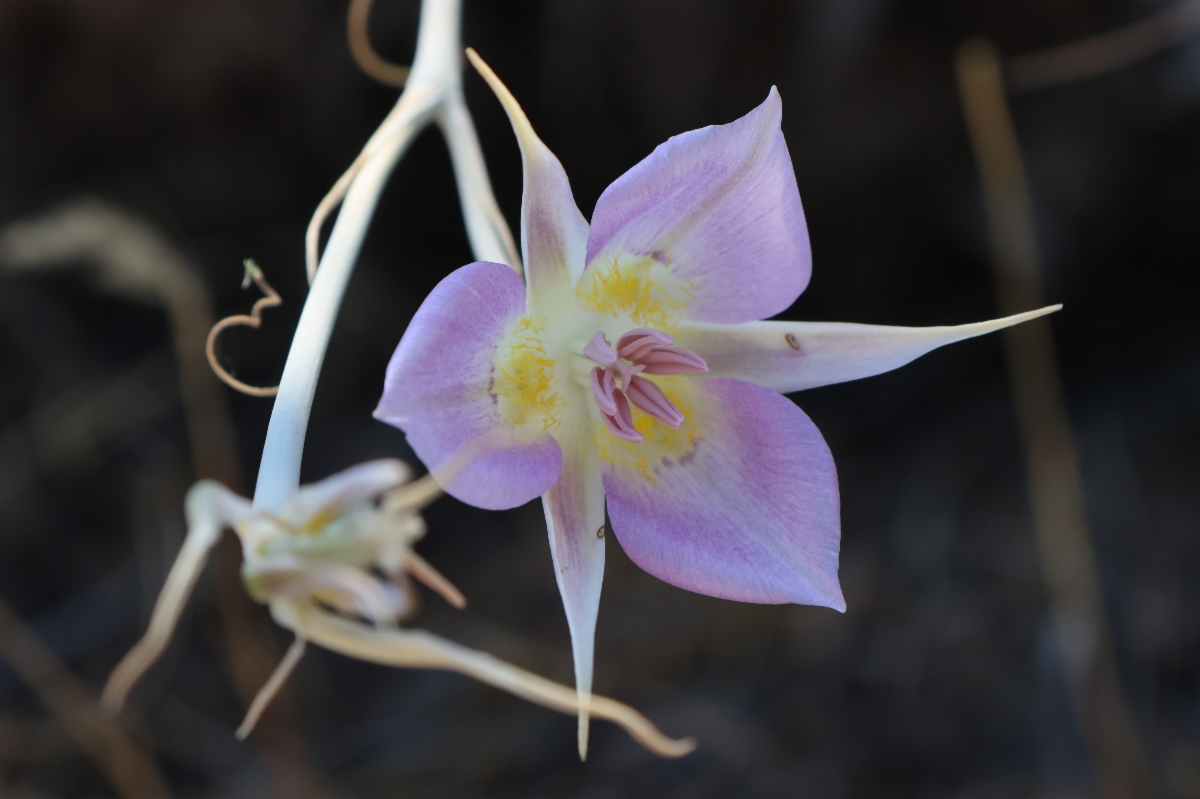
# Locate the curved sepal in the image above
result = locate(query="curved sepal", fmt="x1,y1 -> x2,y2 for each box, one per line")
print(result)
673,306 -> 1061,394
542,410 -> 607,759
467,49 -> 588,312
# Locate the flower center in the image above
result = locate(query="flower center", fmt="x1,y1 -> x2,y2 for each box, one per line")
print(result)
582,328 -> 708,443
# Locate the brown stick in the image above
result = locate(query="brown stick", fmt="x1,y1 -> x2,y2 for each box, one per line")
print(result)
0,595 -> 172,799
0,199 -> 322,797
348,0 -> 410,87
956,39 -> 1152,799
1007,0 -> 1200,92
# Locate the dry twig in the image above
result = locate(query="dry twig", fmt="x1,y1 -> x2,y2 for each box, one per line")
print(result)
205,260 -> 283,398
1007,0 -> 1200,91
349,0 -> 411,87
956,39 -> 1152,799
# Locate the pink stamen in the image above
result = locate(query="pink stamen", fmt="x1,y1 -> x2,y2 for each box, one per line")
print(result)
589,366 -> 618,416
625,375 -> 684,428
585,326 -> 707,441
633,347 -> 709,375
598,388 -> 642,442
617,328 -> 674,361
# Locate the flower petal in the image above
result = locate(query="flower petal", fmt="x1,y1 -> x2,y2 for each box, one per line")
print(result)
375,261 -> 562,510
542,411 -> 607,759
467,50 -> 589,312
584,88 -> 809,324
672,306 -> 1061,394
601,377 -> 843,608
281,459 -> 410,526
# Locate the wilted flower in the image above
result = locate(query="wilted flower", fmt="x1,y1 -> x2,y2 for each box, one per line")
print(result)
102,458 -> 694,758
375,50 -> 1058,755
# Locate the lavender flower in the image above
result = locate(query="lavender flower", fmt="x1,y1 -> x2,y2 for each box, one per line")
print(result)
375,50 -> 1058,756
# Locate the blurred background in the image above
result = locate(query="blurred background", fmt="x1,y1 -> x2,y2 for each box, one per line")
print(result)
0,0 -> 1196,797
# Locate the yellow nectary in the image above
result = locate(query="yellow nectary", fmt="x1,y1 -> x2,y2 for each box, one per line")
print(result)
492,314 -> 565,433
575,255 -> 696,330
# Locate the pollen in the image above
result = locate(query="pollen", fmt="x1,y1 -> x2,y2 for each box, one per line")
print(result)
575,255 -> 695,329
493,315 -> 564,432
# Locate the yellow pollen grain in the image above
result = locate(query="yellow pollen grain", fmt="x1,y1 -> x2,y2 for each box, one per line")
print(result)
493,315 -> 564,433
575,255 -> 696,329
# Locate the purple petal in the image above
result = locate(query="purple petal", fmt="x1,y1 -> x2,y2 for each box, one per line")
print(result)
585,88 -> 809,325
672,306 -> 1061,394
374,261 -> 562,510
542,418 -> 607,758
602,377 -> 843,608
468,51 -> 588,307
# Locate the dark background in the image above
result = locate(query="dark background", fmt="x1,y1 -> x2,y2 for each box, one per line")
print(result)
0,0 -> 1196,797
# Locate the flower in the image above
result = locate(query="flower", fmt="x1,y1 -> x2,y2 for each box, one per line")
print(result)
374,49 -> 1058,756
102,459 -> 694,758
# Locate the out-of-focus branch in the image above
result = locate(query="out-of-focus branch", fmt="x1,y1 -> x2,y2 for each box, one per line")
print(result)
956,39 -> 1152,799
0,199 -> 323,798
0,199 -> 241,486
349,0 -> 410,87
1007,0 -> 1200,92
0,595 -> 172,799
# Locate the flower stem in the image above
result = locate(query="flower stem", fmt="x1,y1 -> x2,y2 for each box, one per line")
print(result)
253,0 -> 516,510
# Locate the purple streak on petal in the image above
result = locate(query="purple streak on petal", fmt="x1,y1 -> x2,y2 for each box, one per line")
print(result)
586,88 -> 810,324
603,377 -> 843,609
542,416 -> 607,758
671,306 -> 1062,394
374,261 -> 562,510
583,332 -> 617,365
625,376 -> 683,428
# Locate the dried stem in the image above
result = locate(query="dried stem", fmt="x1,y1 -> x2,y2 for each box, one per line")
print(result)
258,0 -> 524,513
1007,0 -> 1200,92
275,600 -> 697,759
956,39 -> 1152,799
206,260 -> 283,397
405,552 -> 467,609
0,595 -> 173,799
0,199 -> 323,795
349,0 -> 411,87
236,636 -> 308,740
